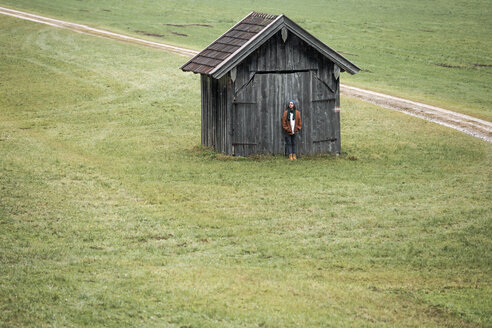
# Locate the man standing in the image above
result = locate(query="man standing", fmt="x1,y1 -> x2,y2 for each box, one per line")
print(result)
282,100 -> 302,160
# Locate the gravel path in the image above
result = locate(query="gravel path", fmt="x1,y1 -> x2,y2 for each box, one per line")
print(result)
340,85 -> 492,143
2,6 -> 491,143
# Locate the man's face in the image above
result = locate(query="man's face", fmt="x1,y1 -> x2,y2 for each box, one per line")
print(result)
289,102 -> 294,109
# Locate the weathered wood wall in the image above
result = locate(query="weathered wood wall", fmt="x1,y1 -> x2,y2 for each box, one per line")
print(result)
201,30 -> 341,156
201,74 -> 233,154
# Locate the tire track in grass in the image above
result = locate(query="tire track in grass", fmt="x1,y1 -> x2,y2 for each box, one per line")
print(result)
1,5 -> 491,143
0,6 -> 197,57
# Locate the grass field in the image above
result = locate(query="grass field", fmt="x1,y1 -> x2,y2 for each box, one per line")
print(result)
1,0 -> 491,121
1,13 -> 491,327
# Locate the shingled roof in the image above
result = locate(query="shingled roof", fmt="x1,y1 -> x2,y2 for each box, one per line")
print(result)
181,12 -> 360,78
181,12 -> 277,75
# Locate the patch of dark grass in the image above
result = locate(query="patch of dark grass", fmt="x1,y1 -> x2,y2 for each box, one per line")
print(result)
171,31 -> 188,37
164,23 -> 213,28
434,63 -> 465,69
134,30 -> 164,38
473,63 -> 492,67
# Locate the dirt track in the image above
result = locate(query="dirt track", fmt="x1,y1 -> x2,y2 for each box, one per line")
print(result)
340,85 -> 492,143
2,6 -> 491,143
0,6 -> 197,57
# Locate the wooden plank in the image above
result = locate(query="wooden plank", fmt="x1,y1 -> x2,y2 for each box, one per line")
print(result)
275,73 -> 282,154
231,68 -> 240,155
249,51 -> 257,73
264,37 -> 271,71
206,75 -> 210,147
293,36 -> 302,68
250,73 -> 259,154
276,31 -> 286,71
209,77 -> 215,148
207,76 -> 211,147
275,73 -> 283,153
222,76 -> 226,153
272,33 -> 279,71
285,33 -> 294,70
217,77 -> 221,150
201,75 -> 205,147
223,75 -> 230,153
222,76 -> 227,153
217,76 -> 224,152
271,37 -> 278,71
304,70 -> 312,154
299,71 -> 309,155
201,75 -> 209,147
257,41 -> 266,72
307,45 -> 318,70
259,73 -> 270,153
232,67 -> 258,156
334,61 -> 341,153
226,75 -> 233,155
212,77 -> 218,148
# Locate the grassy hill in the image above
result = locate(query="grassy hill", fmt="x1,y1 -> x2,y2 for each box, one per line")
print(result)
1,13 -> 491,327
1,0 -> 491,121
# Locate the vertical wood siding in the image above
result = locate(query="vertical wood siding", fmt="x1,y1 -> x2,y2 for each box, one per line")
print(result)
200,75 -> 209,147
201,30 -> 341,156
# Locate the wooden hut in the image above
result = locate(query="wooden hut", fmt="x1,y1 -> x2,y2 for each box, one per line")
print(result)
181,12 -> 360,156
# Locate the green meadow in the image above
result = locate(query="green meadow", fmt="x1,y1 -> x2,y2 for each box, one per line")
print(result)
1,10 -> 491,327
1,0 -> 491,121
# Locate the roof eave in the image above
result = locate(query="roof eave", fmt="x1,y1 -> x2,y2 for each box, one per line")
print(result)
180,11 -> 256,73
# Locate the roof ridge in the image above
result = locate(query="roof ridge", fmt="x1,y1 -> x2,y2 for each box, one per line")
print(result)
250,12 -> 278,19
